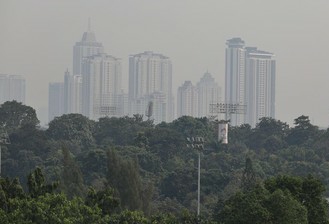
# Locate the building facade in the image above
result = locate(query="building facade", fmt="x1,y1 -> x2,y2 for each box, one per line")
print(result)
82,53 -> 122,120
73,23 -> 104,76
48,82 -> 64,122
245,47 -> 276,127
196,71 -> 221,118
64,69 -> 82,114
0,74 -> 26,105
225,38 -> 276,127
65,22 -> 104,114
129,51 -> 174,124
225,38 -> 246,126
177,81 -> 198,117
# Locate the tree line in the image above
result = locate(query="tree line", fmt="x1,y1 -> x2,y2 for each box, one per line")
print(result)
0,100 -> 329,223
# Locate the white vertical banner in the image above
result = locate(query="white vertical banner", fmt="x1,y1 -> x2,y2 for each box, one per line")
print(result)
218,123 -> 228,144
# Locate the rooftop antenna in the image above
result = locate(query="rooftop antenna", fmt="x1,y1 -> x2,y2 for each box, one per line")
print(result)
88,17 -> 91,31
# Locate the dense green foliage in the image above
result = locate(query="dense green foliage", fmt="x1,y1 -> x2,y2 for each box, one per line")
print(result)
1,101 -> 329,223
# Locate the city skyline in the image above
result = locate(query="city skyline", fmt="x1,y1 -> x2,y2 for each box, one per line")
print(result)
1,1 -> 329,126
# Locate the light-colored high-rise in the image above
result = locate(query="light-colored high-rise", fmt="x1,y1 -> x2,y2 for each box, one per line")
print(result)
225,38 -> 276,127
129,51 -> 173,124
64,69 -> 82,114
225,38 -> 246,126
245,47 -> 276,127
48,82 -> 64,122
196,71 -> 221,118
66,21 -> 103,114
82,53 -> 122,120
177,81 -> 198,117
73,21 -> 104,76
0,74 -> 26,105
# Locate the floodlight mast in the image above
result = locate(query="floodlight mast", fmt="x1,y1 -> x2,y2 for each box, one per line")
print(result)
187,136 -> 205,217
209,103 -> 246,121
209,103 -> 246,144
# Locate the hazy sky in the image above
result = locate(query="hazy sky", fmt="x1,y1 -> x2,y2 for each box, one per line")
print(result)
1,0 -> 329,126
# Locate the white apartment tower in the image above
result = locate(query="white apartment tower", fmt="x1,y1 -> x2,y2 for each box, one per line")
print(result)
64,69 -> 82,114
129,51 -> 174,124
245,47 -> 276,127
225,38 -> 247,126
225,38 -> 276,127
82,53 -> 122,120
73,21 -> 104,76
0,74 -> 26,105
197,71 -> 221,118
48,82 -> 64,122
66,20 -> 104,114
177,81 -> 198,118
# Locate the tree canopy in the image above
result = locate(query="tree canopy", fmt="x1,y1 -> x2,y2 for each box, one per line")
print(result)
1,101 -> 329,223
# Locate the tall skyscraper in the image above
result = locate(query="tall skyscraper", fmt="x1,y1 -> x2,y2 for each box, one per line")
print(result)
48,82 -> 64,122
196,71 -> 221,118
65,20 -> 104,114
73,21 -> 104,76
82,53 -> 122,120
245,47 -> 276,127
225,38 -> 276,127
177,81 -> 198,117
64,69 -> 82,114
129,51 -> 174,124
0,74 -> 26,105
225,38 -> 246,126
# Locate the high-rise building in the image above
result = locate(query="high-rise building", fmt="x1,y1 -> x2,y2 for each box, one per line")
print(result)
177,81 -> 198,117
225,38 -> 276,127
245,47 -> 276,127
82,53 -> 122,120
129,51 -> 174,124
48,82 -> 64,122
67,21 -> 104,114
196,71 -> 221,118
73,21 -> 104,76
64,69 -> 82,114
0,74 -> 25,105
225,38 -> 246,126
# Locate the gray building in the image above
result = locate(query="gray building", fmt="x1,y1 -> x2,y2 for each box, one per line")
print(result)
196,71 -> 221,118
129,51 -> 174,124
177,81 -> 198,118
225,38 -> 276,127
225,38 -> 246,126
48,82 -> 64,122
73,21 -> 104,76
0,74 -> 26,105
64,69 -> 82,114
82,53 -> 122,120
245,47 -> 276,127
67,21 -> 104,114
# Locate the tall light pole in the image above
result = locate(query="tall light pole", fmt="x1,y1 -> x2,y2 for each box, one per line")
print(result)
187,136 -> 205,217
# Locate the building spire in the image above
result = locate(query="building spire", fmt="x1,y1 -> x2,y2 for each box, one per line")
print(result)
88,17 -> 91,31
